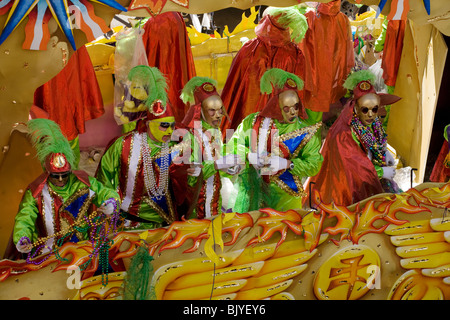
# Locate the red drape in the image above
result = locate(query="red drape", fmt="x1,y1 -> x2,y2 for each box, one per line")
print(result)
141,12 -> 197,124
33,45 -> 104,141
299,0 -> 354,112
220,14 -> 306,134
381,20 -> 406,87
430,141 -> 450,182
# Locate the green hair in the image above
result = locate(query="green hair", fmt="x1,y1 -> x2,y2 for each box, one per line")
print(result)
180,76 -> 217,104
343,70 -> 377,91
260,68 -> 304,94
27,118 -> 75,169
265,6 -> 308,43
128,65 -> 168,107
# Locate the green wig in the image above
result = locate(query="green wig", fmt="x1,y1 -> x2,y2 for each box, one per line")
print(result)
343,70 -> 377,91
128,65 -> 168,107
260,68 -> 304,94
27,118 -> 75,169
265,6 -> 308,43
180,76 -> 218,104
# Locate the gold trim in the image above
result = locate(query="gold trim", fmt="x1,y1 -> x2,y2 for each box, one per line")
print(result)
150,100 -> 166,116
59,188 -> 93,241
359,81 -> 372,91
203,83 -> 214,92
279,122 -> 322,158
286,78 -> 297,88
270,173 -> 307,198
142,191 -> 176,225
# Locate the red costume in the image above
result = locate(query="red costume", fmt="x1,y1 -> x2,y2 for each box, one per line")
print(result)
299,0 -> 354,112
305,71 -> 401,207
141,12 -> 197,123
381,20 -> 406,87
306,102 -> 383,206
430,125 -> 450,183
33,45 -> 104,141
220,13 -> 306,134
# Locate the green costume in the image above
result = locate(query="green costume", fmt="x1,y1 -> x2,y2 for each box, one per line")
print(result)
14,173 -> 120,252
96,130 -> 183,229
184,120 -> 227,219
11,118 -> 120,257
179,76 -> 239,219
230,112 -> 322,212
96,66 -> 187,229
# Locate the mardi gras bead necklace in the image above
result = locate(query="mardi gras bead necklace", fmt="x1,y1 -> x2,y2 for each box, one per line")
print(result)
351,113 -> 387,166
25,203 -> 120,286
141,134 -> 170,201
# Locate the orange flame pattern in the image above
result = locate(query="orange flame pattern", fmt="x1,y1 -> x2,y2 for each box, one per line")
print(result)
1,184 -> 448,285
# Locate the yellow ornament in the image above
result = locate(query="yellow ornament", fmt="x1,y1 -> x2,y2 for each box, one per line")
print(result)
313,245 -> 381,300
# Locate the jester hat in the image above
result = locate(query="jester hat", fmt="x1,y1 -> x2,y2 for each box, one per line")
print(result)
180,76 -> 228,128
343,70 -> 401,106
259,68 -> 307,121
27,118 -> 75,173
127,65 -> 174,121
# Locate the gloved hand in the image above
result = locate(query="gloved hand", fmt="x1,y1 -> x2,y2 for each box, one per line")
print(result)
385,150 -> 396,166
215,154 -> 241,170
248,152 -> 264,170
382,167 -> 396,181
267,156 -> 289,173
187,163 -> 203,177
226,164 -> 242,175
98,198 -> 118,216
16,236 -> 32,253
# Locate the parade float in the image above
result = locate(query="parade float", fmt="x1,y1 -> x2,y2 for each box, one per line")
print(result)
0,181 -> 449,300
0,0 -> 449,300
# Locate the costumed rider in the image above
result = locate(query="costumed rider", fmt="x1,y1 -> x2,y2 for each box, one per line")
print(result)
306,70 -> 402,208
13,119 -> 120,257
228,68 -> 323,213
178,77 -> 241,219
220,5 -> 309,134
96,65 -> 188,229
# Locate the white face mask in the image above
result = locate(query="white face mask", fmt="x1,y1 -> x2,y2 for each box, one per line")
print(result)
355,93 -> 381,126
279,90 -> 300,124
201,95 -> 224,128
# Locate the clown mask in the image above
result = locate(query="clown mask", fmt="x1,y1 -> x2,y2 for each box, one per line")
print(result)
355,93 -> 381,126
147,116 -> 176,143
201,95 -> 224,129
279,90 -> 300,124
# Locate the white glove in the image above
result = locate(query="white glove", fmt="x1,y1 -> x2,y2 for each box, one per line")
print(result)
267,156 -> 289,173
248,152 -> 264,169
226,164 -> 242,175
215,154 -> 241,170
16,237 -> 32,253
98,198 -> 117,216
187,163 -> 202,177
385,150 -> 396,166
382,167 -> 396,181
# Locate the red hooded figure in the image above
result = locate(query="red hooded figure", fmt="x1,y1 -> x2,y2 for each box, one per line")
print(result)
305,70 -> 401,207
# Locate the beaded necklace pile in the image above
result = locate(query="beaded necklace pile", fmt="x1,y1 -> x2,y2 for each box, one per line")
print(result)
350,113 -> 387,166
141,133 -> 170,201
